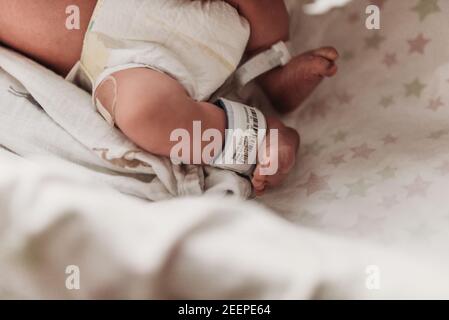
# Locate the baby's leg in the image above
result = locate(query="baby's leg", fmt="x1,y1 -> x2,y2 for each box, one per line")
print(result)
95,68 -> 299,194
226,0 -> 339,113
95,68 -> 226,161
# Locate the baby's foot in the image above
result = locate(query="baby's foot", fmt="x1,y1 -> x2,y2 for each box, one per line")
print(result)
258,47 -> 339,113
252,117 -> 300,196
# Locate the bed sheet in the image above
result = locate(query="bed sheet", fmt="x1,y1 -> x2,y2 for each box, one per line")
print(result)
260,0 -> 449,259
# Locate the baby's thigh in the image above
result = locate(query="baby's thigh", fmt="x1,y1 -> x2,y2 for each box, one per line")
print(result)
0,0 -> 96,75
94,67 -> 222,157
95,67 -> 189,120
95,68 -> 190,141
225,0 -> 289,51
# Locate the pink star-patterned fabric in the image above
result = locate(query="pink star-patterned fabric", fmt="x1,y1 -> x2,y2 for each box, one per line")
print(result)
261,0 -> 449,254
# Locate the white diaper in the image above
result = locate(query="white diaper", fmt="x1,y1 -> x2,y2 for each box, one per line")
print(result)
66,0 -> 250,124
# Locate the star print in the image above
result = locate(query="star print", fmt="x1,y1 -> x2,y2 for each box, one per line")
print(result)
333,130 -> 348,143
336,92 -> 354,105
405,79 -> 426,98
299,173 -> 331,196
377,166 -> 397,180
303,141 -> 326,157
408,33 -> 430,55
310,100 -> 332,119
382,134 -> 398,145
351,144 -> 376,159
412,0 -> 440,22
436,161 -> 449,175
427,97 -> 444,111
346,179 -> 373,197
380,195 -> 399,209
428,129 -> 448,140
342,51 -> 355,61
370,0 -> 387,8
382,53 -> 397,68
298,210 -> 321,225
329,154 -> 346,167
320,192 -> 340,203
365,33 -> 385,50
380,95 -> 394,108
404,176 -> 431,198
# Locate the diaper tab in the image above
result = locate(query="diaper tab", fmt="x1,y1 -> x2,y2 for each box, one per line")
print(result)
235,41 -> 292,87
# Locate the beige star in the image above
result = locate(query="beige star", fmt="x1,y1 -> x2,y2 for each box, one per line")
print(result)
298,210 -> 321,225
342,51 -> 355,61
428,129 -> 448,140
299,173 -> 331,196
346,179 -> 373,197
320,192 -> 340,203
380,95 -> 394,108
303,141 -> 326,157
377,166 -> 398,180
404,176 -> 431,198
412,0 -> 441,21
333,130 -> 348,143
408,33 -> 430,55
351,144 -> 376,159
365,33 -> 385,50
405,79 -> 426,98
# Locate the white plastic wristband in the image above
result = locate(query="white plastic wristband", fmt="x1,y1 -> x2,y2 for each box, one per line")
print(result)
235,41 -> 292,87
213,98 -> 267,176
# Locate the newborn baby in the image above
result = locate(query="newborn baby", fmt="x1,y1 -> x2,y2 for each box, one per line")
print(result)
0,0 -> 338,195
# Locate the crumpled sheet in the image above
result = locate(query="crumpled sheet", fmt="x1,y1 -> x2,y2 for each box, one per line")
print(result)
0,47 -> 252,201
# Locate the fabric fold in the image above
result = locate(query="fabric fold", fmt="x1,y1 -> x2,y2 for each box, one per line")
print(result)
0,47 -> 252,200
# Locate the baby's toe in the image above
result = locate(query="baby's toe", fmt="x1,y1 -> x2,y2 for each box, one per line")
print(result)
308,55 -> 338,78
324,63 -> 338,77
252,174 -> 267,196
252,170 -> 266,186
313,46 -> 339,62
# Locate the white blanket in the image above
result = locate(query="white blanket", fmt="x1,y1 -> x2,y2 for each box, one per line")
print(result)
0,151 -> 448,299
